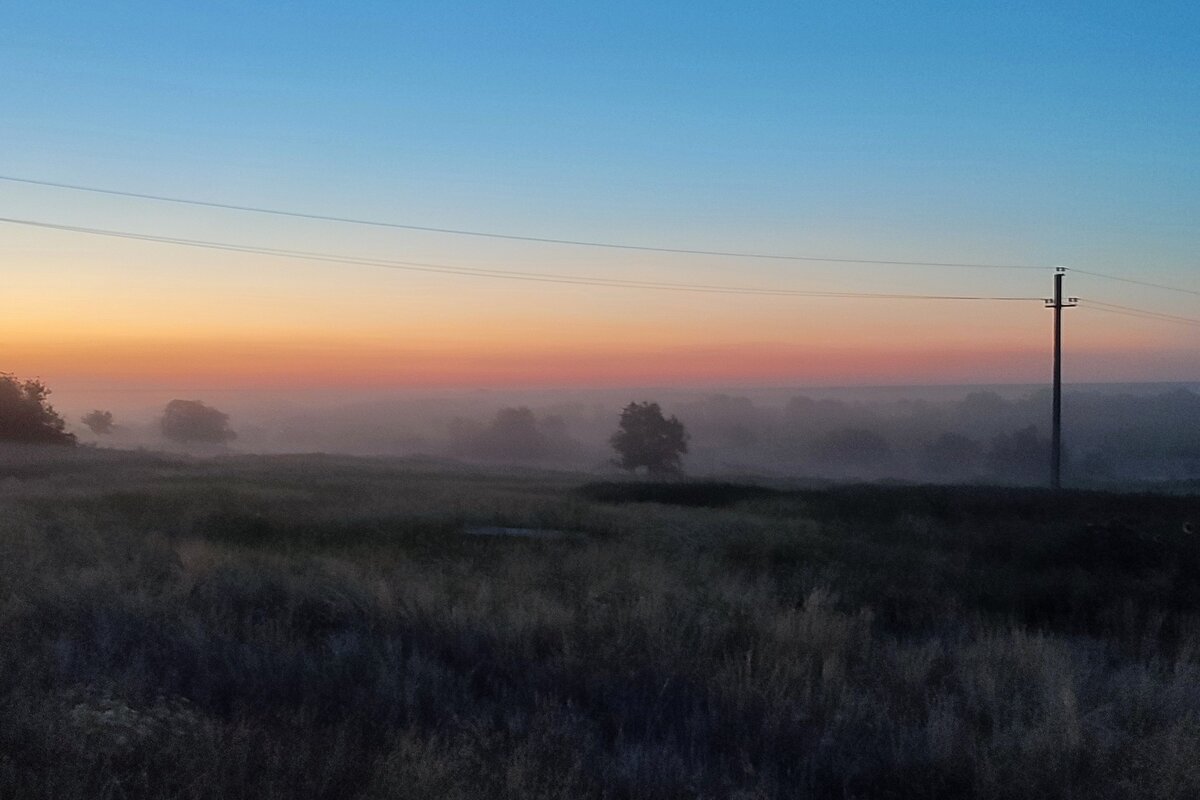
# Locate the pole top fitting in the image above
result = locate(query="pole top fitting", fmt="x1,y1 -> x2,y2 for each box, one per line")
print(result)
1054,266 -> 1068,273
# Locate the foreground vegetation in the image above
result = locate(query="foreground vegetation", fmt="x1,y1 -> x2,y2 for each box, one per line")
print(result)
1,445 -> 1198,799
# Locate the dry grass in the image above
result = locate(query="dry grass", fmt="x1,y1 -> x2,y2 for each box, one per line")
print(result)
0,445 -> 1198,798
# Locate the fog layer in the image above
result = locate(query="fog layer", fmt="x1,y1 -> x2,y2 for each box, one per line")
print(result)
66,383 -> 1200,486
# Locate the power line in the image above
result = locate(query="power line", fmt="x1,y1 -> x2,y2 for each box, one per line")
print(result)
1084,300 -> 1200,325
1070,268 -> 1200,298
1079,300 -> 1200,329
0,215 -> 1043,301
0,174 -> 1048,270
1080,304 -> 1200,329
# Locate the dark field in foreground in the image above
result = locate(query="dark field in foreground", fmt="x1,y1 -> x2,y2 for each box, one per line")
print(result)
1,447 -> 1198,799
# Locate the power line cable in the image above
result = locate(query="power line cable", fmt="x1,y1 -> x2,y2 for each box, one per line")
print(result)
0,174 -> 1048,270
0,215 -> 1043,301
1070,268 -> 1200,298
1084,300 -> 1200,325
1079,300 -> 1200,328
1080,304 -> 1200,329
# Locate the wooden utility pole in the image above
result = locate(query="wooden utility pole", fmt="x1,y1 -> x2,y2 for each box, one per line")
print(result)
1045,267 -> 1077,489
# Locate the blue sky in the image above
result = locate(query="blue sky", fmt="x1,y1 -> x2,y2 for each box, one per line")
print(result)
1,2 -> 1198,390
6,3 -> 1197,241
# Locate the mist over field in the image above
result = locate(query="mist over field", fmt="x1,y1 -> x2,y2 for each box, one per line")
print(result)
58,382 -> 1200,486
6,0 -> 1200,795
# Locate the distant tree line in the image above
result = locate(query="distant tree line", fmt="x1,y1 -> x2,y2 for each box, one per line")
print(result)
4,370 -> 1195,485
430,388 -> 1199,484
666,388 -> 1200,483
0,374 -> 239,450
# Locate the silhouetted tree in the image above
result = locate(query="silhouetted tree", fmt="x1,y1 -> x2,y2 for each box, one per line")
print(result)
0,374 -> 75,445
611,401 -> 688,475
161,399 -> 236,444
81,409 -> 115,435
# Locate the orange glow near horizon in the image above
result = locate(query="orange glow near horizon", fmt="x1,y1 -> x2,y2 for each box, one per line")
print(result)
5,240 -> 1197,394
6,327 -> 1193,393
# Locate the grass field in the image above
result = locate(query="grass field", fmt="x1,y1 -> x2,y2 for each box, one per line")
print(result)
1,444 -> 1198,799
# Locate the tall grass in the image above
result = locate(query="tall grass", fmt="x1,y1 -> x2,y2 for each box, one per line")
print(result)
0,446 -> 1197,798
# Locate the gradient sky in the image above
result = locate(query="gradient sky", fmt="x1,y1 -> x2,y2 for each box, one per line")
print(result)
2,2 -> 1198,398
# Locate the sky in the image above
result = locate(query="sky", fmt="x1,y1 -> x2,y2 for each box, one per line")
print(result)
2,2 -> 1198,401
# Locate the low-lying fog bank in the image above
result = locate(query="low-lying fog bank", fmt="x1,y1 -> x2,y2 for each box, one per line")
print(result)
57,383 -> 1200,486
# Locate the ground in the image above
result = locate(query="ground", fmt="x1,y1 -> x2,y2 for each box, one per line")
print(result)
0,444 -> 1198,799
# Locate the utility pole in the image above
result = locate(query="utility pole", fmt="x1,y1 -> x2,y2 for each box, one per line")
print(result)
1045,267 -> 1077,489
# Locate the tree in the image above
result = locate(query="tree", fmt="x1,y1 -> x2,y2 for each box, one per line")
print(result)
610,401 -> 688,475
0,374 -> 75,445
81,409 -> 115,435
161,399 -> 236,444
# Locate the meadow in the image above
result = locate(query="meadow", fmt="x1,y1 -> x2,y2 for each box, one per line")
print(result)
1,444 -> 1198,799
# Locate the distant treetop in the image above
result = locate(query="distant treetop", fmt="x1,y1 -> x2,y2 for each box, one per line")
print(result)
81,409 -> 115,435
161,399 -> 236,444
